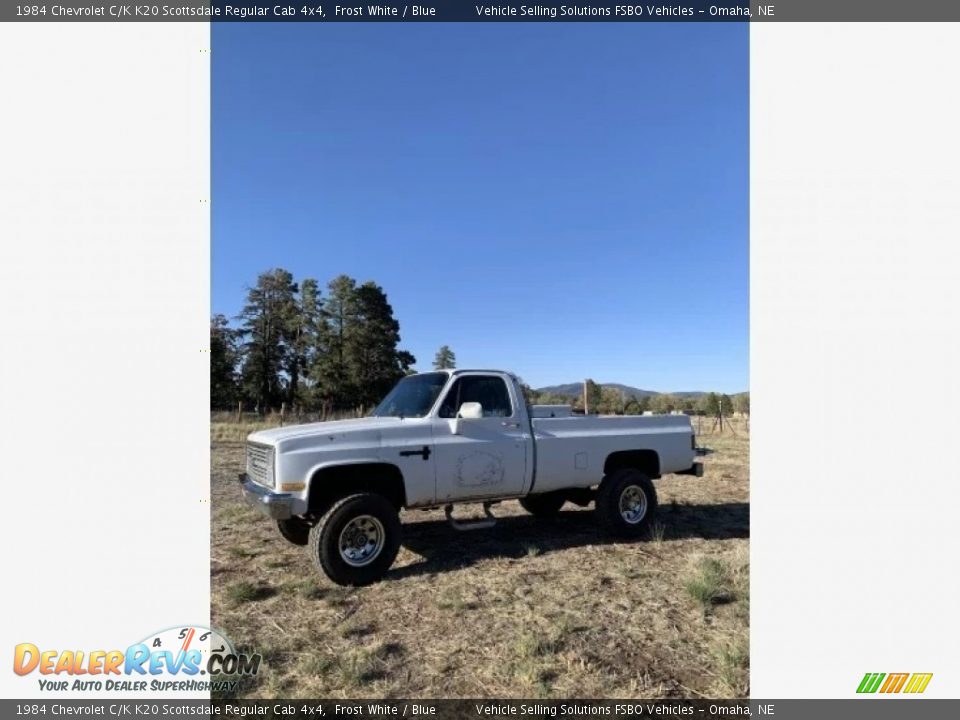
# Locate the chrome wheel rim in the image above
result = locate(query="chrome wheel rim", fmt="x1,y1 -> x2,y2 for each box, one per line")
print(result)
338,515 -> 385,567
619,485 -> 648,524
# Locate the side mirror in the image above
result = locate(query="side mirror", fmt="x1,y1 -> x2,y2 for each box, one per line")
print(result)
458,402 -> 483,419
450,402 -> 483,435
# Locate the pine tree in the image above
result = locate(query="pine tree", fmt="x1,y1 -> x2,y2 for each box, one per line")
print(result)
308,276 -> 415,411
237,269 -> 299,412
210,314 -> 240,409
311,275 -> 358,409
584,379 -> 602,414
349,282 -> 415,409
703,392 -> 721,417
433,345 -> 457,370
287,277 -> 321,409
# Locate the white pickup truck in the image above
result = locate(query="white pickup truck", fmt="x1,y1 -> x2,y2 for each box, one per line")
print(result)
240,369 -> 703,586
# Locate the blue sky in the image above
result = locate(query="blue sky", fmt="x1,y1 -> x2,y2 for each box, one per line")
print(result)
213,24 -> 748,393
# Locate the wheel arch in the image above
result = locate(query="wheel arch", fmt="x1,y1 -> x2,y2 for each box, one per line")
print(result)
603,449 -> 661,479
307,461 -> 407,515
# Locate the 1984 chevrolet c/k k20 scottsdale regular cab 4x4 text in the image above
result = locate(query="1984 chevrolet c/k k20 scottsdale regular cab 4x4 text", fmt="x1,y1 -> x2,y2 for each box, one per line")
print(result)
240,369 -> 703,586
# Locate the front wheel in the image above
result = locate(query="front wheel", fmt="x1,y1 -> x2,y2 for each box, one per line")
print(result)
308,493 -> 401,586
595,469 -> 658,537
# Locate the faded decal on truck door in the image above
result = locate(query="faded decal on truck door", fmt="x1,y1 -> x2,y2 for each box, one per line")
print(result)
456,450 -> 505,488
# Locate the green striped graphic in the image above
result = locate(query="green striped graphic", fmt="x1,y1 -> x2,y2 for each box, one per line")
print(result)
856,672 -> 886,693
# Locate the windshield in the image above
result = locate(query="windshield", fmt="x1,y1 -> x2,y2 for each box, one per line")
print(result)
372,372 -> 449,418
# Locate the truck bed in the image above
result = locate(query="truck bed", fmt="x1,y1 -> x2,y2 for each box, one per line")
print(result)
530,414 -> 695,494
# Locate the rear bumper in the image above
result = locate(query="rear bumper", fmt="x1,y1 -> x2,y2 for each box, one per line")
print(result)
677,462 -> 704,477
239,473 -> 293,520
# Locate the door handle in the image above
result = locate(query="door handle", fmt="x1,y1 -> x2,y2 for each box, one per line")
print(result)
501,421 -> 520,428
399,445 -> 432,460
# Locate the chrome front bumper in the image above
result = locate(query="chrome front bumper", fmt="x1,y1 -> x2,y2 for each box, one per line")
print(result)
239,473 -> 293,520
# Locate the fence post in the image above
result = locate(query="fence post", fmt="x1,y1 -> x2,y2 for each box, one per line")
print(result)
236,400 -> 242,424
280,402 -> 286,427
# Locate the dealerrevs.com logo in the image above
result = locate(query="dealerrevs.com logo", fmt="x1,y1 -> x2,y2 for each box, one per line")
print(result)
13,626 -> 260,693
857,672 -> 933,695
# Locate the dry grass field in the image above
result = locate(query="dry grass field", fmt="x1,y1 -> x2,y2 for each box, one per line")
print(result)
211,418 -> 748,699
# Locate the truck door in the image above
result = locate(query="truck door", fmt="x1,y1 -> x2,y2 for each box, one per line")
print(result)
431,374 -> 530,502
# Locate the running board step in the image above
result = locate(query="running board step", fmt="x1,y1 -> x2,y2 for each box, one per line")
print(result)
444,502 -> 497,531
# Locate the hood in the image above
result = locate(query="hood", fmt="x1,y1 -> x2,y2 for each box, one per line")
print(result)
247,416 -> 405,445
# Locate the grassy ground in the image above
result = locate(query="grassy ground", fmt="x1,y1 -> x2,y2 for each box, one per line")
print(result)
211,418 -> 749,699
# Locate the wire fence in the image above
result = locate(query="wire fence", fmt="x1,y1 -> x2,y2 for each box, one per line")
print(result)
693,413 -> 750,437
211,405 -> 368,427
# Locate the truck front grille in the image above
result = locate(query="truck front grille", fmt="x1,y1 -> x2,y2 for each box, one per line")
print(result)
246,444 -> 274,487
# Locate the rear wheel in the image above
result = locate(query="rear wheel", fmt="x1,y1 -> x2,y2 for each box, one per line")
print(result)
519,492 -> 567,517
308,493 -> 401,586
595,468 -> 657,537
276,518 -> 310,546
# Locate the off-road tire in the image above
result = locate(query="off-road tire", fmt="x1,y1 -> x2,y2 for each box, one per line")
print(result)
519,492 -> 567,517
308,493 -> 401,586
276,518 -> 310,546
595,468 -> 658,537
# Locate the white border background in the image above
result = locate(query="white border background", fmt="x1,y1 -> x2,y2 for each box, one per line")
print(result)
1,19 -> 958,700
0,22 -> 210,698
751,23 -> 960,697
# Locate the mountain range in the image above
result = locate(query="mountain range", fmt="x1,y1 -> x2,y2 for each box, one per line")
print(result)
535,383 -> 710,399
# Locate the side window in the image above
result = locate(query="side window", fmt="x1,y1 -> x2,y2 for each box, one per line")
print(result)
437,376 -> 514,418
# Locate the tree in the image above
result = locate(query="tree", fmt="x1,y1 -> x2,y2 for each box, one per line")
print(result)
291,277 -> 322,409
308,275 -> 414,411
599,386 -> 627,415
433,345 -> 456,370
700,392 -> 735,417
703,392 -> 721,417
237,269 -> 299,412
229,269 -> 416,414
210,314 -> 240,409
721,394 -> 734,417
734,392 -> 750,416
583,379 -> 602,414
311,275 -> 358,409
284,277 -> 322,409
650,393 -> 678,414
348,281 -> 415,409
